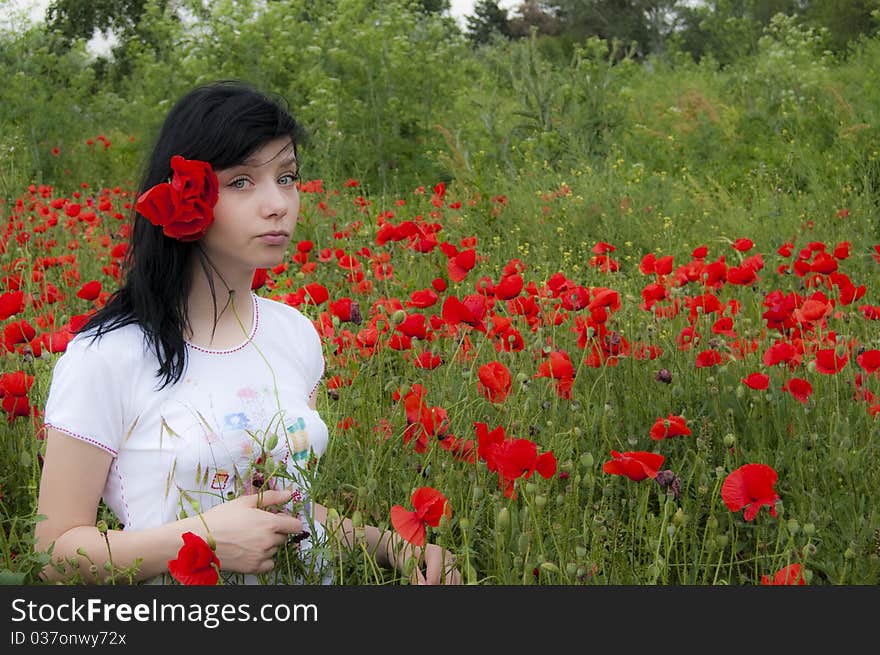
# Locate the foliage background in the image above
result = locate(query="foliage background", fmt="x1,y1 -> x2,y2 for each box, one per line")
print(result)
1,0 -> 879,585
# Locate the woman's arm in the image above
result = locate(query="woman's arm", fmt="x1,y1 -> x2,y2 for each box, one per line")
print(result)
306,383 -> 460,585
312,502 -> 461,585
35,428 -> 305,584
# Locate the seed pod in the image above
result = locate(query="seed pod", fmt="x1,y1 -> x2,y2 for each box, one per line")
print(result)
539,561 -> 559,573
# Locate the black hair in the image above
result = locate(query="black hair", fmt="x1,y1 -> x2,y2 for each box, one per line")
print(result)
78,80 -> 306,390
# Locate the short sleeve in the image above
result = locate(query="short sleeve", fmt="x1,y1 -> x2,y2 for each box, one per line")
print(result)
43,334 -> 127,456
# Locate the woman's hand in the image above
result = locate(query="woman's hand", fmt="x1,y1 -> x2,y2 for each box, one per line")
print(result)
197,488 -> 304,574
393,541 -> 462,585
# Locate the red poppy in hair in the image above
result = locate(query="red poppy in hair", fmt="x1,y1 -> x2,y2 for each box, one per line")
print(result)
390,487 -> 452,547
721,463 -> 780,521
136,156 -> 219,242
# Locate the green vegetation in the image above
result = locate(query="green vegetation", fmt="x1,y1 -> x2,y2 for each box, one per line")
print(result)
1,0 -> 879,585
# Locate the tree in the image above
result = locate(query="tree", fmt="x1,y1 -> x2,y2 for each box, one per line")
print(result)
466,0 -> 512,45
508,0 -> 563,38
801,0 -> 880,53
541,0 -> 680,57
46,0 -> 167,45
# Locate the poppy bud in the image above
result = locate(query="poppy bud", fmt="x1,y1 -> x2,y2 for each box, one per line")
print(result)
391,309 -> 406,325
673,508 -> 687,526
786,518 -> 800,534
844,547 -> 856,560
716,534 -> 729,548
496,507 -> 510,531
357,485 -> 368,499
580,452 -> 594,469
723,433 -> 736,448
459,518 -> 470,530
566,562 -> 578,576
535,495 -> 547,509
96,520 -> 108,534
517,533 -> 530,554
707,516 -> 718,531
351,510 -> 363,527
803,522 -> 816,536
265,432 -> 279,451
539,561 -> 559,573
575,545 -> 587,558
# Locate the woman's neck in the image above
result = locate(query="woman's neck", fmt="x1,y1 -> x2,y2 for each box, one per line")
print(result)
185,261 -> 256,348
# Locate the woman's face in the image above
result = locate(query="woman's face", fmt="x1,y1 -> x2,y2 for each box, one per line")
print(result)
199,136 -> 300,279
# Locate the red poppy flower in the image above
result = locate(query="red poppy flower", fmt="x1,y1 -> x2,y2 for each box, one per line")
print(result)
328,297 -> 361,323
761,563 -> 806,586
412,351 -> 442,369
251,268 -> 268,290
301,282 -> 329,305
477,361 -> 512,403
0,290 -> 25,320
602,450 -> 664,481
494,439 -> 557,485
390,487 -> 452,548
135,156 -> 219,242
763,341 -> 798,368
794,298 -> 832,324
494,274 -> 523,300
406,289 -> 439,309
441,296 -> 486,332
167,531 -> 220,585
732,238 -> 754,252
695,349 -> 723,368
721,463 -> 780,521
857,349 -> 880,374
649,414 -> 692,441
534,350 -> 575,399
448,248 -> 476,283
782,377 -> 812,404
741,372 -> 770,390
859,305 -> 880,320
814,348 -> 847,375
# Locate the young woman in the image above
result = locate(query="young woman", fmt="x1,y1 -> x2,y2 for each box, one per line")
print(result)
34,80 -> 459,585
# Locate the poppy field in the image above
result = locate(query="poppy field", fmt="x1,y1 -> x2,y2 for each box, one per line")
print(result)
1,140 -> 879,585
2,5 -> 880,586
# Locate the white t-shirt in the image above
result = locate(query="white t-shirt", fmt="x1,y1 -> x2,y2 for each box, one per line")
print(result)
43,292 -> 331,584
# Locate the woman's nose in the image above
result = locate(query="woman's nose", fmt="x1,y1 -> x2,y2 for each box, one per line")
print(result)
261,185 -> 289,219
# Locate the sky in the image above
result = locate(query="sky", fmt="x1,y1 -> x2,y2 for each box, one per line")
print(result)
5,1 -> 522,27
2,0 -> 521,49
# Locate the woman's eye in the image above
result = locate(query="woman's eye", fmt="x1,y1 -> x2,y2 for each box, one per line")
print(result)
279,172 -> 299,185
229,177 -> 249,189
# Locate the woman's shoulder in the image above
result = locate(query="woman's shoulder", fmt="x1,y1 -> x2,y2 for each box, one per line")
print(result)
255,293 -> 317,333
65,323 -> 150,362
